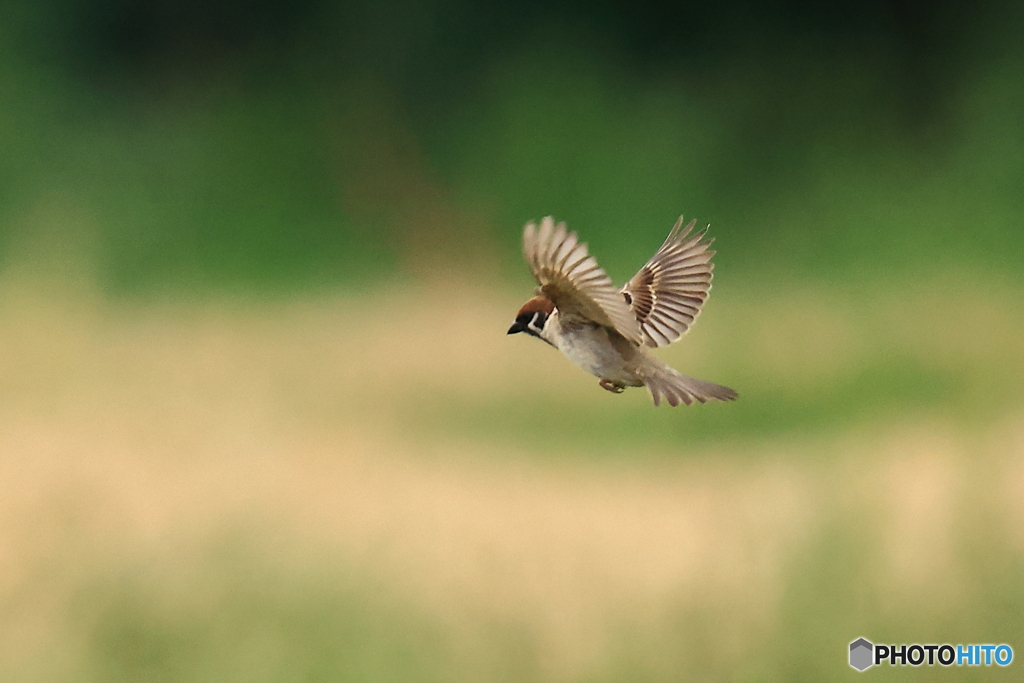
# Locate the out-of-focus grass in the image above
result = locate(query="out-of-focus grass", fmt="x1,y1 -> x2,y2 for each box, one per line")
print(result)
1,275 -> 1022,682
402,275 -> 1024,459
408,357 -> 959,454
58,550 -> 459,683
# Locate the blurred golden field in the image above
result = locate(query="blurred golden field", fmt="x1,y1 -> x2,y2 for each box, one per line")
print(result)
2,266 -> 1022,681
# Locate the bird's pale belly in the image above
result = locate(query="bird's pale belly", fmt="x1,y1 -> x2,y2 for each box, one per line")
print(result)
553,325 -> 639,385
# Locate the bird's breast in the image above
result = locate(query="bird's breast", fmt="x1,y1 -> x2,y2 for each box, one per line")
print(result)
549,319 -> 638,384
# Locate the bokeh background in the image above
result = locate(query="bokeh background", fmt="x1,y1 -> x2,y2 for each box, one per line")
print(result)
2,0 -> 1023,680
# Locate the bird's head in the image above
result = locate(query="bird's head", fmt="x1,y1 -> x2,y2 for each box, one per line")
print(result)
507,296 -> 554,338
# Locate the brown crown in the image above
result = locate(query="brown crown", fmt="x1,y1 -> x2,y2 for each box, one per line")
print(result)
516,296 -> 555,317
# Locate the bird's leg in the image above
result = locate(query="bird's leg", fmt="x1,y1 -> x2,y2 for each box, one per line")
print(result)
599,379 -> 625,394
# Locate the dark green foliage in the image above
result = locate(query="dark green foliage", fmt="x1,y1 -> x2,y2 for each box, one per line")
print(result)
1,1 -> 1023,293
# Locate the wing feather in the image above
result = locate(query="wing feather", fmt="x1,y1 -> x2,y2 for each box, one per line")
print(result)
621,216 -> 717,348
522,217 -> 643,345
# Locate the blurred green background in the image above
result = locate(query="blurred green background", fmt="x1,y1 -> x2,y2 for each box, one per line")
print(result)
1,1 -> 1023,681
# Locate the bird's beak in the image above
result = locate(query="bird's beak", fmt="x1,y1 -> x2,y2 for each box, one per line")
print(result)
507,321 -> 525,335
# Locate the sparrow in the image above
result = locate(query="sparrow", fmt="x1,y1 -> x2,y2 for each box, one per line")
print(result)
507,216 -> 738,407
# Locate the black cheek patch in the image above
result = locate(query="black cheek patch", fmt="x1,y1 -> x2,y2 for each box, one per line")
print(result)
527,313 -> 548,337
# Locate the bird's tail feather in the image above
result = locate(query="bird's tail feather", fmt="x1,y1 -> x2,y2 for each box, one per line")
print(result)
642,361 -> 737,407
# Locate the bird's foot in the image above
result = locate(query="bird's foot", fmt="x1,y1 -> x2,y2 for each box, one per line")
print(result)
599,379 -> 625,394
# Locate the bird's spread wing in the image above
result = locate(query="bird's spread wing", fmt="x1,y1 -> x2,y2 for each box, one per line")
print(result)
523,217 -> 643,345
621,216 -> 715,348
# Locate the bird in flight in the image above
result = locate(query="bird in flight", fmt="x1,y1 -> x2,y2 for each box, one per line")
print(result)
508,216 -> 737,407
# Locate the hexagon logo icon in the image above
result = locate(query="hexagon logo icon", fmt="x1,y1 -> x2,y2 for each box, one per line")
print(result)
849,638 -> 874,671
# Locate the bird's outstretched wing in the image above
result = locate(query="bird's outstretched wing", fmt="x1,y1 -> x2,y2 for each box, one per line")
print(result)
621,216 -> 715,348
523,217 -> 643,345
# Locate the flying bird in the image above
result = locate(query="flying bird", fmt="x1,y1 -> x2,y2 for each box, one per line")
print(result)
508,216 -> 738,407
